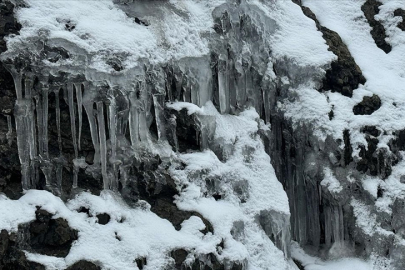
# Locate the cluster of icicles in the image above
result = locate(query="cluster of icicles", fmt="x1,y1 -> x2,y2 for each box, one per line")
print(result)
3,51 -> 272,196
4,66 -> 168,194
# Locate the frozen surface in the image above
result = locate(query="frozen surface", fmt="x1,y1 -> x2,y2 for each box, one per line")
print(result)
291,242 -> 372,270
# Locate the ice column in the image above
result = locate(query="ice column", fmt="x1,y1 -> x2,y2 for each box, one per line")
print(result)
218,54 -> 230,114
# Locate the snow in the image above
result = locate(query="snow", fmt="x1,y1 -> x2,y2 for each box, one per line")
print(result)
0,102 -> 293,270
5,0 -> 219,71
253,0 -> 335,68
169,101 -> 292,269
0,190 -> 219,270
297,0 -> 405,146
321,168 -> 343,194
291,242 -> 372,270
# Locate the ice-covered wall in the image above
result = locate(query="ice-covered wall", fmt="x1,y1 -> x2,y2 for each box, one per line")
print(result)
2,0 -> 405,269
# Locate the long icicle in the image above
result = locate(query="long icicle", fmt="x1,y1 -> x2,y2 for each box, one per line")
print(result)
108,95 -> 118,191
55,89 -> 63,153
75,83 -> 83,151
67,83 -> 78,158
97,101 -> 108,189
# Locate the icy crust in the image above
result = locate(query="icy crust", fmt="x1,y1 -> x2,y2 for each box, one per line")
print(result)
2,0 -> 334,73
169,102 -> 291,269
5,0 -> 220,70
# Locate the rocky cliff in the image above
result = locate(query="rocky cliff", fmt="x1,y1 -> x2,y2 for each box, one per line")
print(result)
1,0 -> 405,269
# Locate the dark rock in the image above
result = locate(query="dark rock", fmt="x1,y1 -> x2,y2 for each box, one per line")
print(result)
343,129 -> 353,166
106,58 -> 123,72
77,207 -> 92,217
300,6 -> 366,97
0,0 -> 23,199
96,213 -> 111,225
171,249 -> 188,268
328,110 -> 334,120
353,94 -> 381,115
122,160 -> 214,234
361,126 -> 381,137
0,229 -> 45,270
135,257 -> 147,270
293,259 -> 305,270
134,17 -> 149,26
66,260 -> 101,270
394,9 -> 405,31
29,208 -> 78,257
361,0 -> 392,53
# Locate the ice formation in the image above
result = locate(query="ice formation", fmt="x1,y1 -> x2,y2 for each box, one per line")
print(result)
1,0 -> 405,269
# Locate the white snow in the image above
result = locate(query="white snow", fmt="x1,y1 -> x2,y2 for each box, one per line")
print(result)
0,102 -> 293,270
291,242 -> 372,270
169,101 -> 292,269
296,0 -> 405,147
6,0 -> 220,71
321,168 -> 343,194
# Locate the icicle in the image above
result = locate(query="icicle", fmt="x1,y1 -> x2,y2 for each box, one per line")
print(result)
84,101 -> 100,164
9,68 -> 23,100
14,99 -> 31,190
75,83 -> 83,151
67,83 -> 78,158
24,76 -> 33,99
97,101 -> 109,189
129,91 -> 140,147
40,156 -> 52,188
73,157 -> 87,189
152,94 -> 166,141
6,115 -> 12,146
55,89 -> 63,153
218,54 -> 229,114
26,79 -> 38,188
108,94 -> 118,190
169,115 -> 178,152
41,80 -> 49,158
35,95 -> 44,155
55,156 -> 64,195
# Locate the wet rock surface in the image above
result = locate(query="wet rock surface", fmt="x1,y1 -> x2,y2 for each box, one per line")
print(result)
361,0 -> 392,53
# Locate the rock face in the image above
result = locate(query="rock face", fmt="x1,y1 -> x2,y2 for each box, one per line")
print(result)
361,0 -> 392,53
1,0 -> 405,269
66,261 -> 101,270
0,230 -> 45,270
300,6 -> 366,97
28,208 -> 78,257
353,94 -> 381,115
0,0 -> 22,200
394,9 -> 405,31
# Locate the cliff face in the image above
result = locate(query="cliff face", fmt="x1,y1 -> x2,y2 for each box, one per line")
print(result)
1,0 -> 405,269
